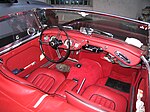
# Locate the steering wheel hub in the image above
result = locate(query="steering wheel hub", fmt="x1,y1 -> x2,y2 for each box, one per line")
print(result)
49,36 -> 63,49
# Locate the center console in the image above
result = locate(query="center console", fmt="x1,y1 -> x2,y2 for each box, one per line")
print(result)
55,79 -> 78,98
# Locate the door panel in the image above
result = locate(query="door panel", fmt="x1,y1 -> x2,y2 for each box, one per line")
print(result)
0,38 -> 47,77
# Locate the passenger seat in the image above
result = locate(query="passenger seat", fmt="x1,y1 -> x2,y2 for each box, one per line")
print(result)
82,85 -> 127,112
66,85 -> 127,112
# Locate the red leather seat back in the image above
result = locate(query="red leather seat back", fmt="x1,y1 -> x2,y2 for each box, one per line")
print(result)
65,91 -> 113,112
27,68 -> 65,94
82,85 -> 127,112
89,94 -> 115,110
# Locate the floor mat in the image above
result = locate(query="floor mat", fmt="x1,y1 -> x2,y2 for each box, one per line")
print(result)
105,77 -> 131,93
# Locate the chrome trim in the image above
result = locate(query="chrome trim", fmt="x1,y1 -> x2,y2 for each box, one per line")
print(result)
115,51 -> 130,64
66,91 -> 106,112
0,33 -> 41,55
141,56 -> 150,81
77,78 -> 86,94
141,56 -> 150,111
148,23 -> 150,60
42,7 -> 149,25
27,27 -> 36,36
67,57 -> 79,62
33,94 -> 48,108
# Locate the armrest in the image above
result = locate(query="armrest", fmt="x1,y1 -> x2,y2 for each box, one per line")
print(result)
65,91 -> 114,112
55,79 -> 77,98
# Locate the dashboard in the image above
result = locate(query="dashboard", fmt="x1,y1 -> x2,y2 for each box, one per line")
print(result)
42,27 -> 143,66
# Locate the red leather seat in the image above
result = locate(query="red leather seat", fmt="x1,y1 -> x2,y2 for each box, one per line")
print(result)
27,68 -> 65,94
82,85 -> 127,112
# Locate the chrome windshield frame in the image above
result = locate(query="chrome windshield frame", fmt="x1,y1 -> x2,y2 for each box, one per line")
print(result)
141,55 -> 150,111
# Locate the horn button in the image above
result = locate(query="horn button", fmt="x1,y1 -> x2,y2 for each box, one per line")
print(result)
49,36 -> 63,49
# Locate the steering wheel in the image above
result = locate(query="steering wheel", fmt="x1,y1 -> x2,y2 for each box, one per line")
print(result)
39,25 -> 71,63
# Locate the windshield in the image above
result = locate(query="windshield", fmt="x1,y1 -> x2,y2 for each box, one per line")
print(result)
43,9 -> 149,47
0,10 -> 40,49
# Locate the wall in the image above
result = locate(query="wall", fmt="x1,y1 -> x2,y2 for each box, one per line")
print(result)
37,0 -> 150,19
93,0 -> 150,19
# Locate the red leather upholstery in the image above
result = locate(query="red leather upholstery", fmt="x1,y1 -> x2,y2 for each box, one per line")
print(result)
27,68 -> 65,94
82,85 -> 127,112
67,58 -> 102,93
66,91 -> 114,112
56,79 -> 78,98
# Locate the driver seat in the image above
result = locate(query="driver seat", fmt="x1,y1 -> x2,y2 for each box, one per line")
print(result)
27,68 -> 65,94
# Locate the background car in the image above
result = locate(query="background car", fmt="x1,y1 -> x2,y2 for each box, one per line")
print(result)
0,0 -> 51,16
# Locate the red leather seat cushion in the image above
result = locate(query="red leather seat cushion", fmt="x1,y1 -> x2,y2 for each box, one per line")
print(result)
27,68 -> 65,94
82,85 -> 127,112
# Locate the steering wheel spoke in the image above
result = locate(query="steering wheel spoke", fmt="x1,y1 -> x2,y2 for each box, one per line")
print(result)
39,40 -> 49,45
56,49 -> 62,59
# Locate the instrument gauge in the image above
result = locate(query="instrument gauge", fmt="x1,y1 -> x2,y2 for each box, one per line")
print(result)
64,39 -> 72,48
